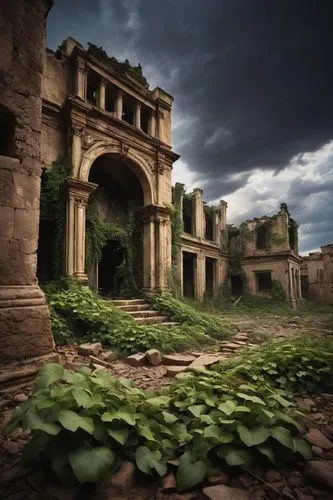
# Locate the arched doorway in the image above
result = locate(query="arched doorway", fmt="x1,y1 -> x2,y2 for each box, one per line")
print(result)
87,154 -> 144,297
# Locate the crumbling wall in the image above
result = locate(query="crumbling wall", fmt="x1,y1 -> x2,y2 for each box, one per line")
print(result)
0,0 -> 54,364
321,245 -> 333,304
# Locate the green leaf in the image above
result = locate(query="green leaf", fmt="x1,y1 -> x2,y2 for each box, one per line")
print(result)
72,388 -> 91,408
137,424 -> 156,441
161,411 -> 178,424
52,452 -> 74,483
203,425 -> 233,443
236,393 -> 266,405
237,425 -> 270,447
274,410 -> 302,432
270,426 -> 294,450
68,446 -> 115,483
135,446 -> 167,476
101,411 -> 118,423
270,393 -> 292,408
293,438 -> 312,460
33,363 -> 64,391
145,396 -> 171,407
200,414 -> 215,425
224,448 -> 253,466
176,451 -> 206,491
117,406 -> 137,426
107,427 -> 130,445
257,444 -> 276,464
23,409 -> 61,435
57,410 -> 94,434
188,405 -> 208,417
218,400 -> 236,416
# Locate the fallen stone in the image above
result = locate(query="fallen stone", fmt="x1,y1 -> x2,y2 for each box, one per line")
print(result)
92,363 -> 106,372
146,349 -> 162,366
187,354 -> 223,370
207,472 -> 229,486
219,342 -> 243,350
13,394 -> 28,403
298,398 -> 316,412
304,429 -> 333,450
175,371 -> 191,380
99,350 -> 116,362
166,365 -> 188,377
125,353 -> 146,367
303,460 -> 333,490
77,343 -> 102,357
162,353 -> 196,366
312,445 -> 324,457
234,333 -> 249,339
287,471 -> 304,488
111,461 -> 135,493
265,470 -> 282,483
160,472 -> 176,492
203,485 -> 249,500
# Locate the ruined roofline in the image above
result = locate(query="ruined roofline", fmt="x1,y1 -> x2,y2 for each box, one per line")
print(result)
50,37 -> 173,108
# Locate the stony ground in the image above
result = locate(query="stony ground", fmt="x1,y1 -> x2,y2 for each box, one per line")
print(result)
1,310 -> 333,500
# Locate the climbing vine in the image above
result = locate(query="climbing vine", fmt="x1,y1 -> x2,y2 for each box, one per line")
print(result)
40,157 -> 72,278
168,183 -> 185,295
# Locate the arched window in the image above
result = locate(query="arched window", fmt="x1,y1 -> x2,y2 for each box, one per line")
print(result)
256,224 -> 268,249
0,105 -> 16,157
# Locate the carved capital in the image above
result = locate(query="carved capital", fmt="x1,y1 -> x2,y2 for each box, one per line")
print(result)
74,196 -> 88,208
75,57 -> 86,72
120,142 -> 129,157
72,124 -> 84,137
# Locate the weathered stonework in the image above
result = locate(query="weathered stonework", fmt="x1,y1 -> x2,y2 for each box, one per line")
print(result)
0,0 -> 55,371
301,244 -> 333,304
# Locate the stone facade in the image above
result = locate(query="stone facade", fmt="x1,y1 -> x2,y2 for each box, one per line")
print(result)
229,204 -> 302,308
0,0 -> 55,369
41,38 -> 179,293
301,245 -> 333,304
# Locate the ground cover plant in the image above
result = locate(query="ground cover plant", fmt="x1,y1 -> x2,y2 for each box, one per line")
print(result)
151,292 -> 236,338
3,363 -> 312,491
43,279 -> 234,355
213,337 -> 333,393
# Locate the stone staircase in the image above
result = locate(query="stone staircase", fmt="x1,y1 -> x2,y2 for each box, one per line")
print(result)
106,298 -> 178,327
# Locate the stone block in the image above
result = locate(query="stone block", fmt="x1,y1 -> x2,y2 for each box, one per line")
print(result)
0,206 -> 14,237
203,485 -> 249,500
77,343 -> 103,357
162,353 -> 196,366
125,352 -> 146,367
303,460 -> 333,490
146,348 -> 162,366
166,365 -> 187,377
111,461 -> 135,493
14,209 -> 39,240
304,429 -> 333,450
12,171 -> 40,209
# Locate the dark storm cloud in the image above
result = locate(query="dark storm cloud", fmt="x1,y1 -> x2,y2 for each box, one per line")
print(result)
47,0 -> 333,251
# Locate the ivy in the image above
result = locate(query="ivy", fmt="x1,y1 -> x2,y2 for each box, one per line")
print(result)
40,157 -> 72,277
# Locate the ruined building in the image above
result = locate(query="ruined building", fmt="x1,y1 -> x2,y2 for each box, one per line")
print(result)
174,186 -> 302,307
40,38 -> 179,294
301,245 -> 333,304
0,0 -> 55,376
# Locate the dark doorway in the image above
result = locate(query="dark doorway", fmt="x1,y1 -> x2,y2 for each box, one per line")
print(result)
205,213 -> 214,241
205,257 -> 215,297
301,276 -> 309,299
256,224 -> 268,249
183,252 -> 196,298
231,275 -> 243,296
99,239 -> 125,297
37,219 -> 56,283
183,197 -> 193,234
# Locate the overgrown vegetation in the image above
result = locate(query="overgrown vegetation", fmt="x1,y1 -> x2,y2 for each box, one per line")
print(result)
169,183 -> 185,295
3,363 -> 311,490
40,157 -> 72,277
87,43 -> 148,86
151,292 -> 236,338
44,279 -> 233,354
214,337 -> 333,393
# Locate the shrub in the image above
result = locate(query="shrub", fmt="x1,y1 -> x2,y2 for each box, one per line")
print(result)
3,363 -> 311,490
213,337 -> 333,393
151,292 -> 236,338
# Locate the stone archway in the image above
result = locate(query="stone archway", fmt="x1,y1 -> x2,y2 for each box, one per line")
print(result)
65,141 -> 171,292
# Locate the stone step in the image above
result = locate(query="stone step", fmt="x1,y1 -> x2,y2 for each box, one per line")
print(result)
160,322 -> 179,328
108,298 -> 147,306
117,304 -> 150,312
127,310 -> 161,318
134,316 -> 169,325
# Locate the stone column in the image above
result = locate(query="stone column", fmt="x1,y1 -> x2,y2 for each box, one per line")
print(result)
115,90 -> 123,120
0,0 -> 56,375
196,253 -> 205,300
156,218 -> 168,290
142,216 -> 156,291
157,109 -> 164,141
193,188 -> 204,238
220,200 -> 228,230
71,123 -> 83,178
98,78 -> 106,110
75,58 -> 87,101
134,101 -> 141,129
148,110 -> 156,137
66,179 -> 97,281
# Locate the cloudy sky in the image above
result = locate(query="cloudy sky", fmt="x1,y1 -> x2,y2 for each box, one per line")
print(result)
47,0 -> 333,254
